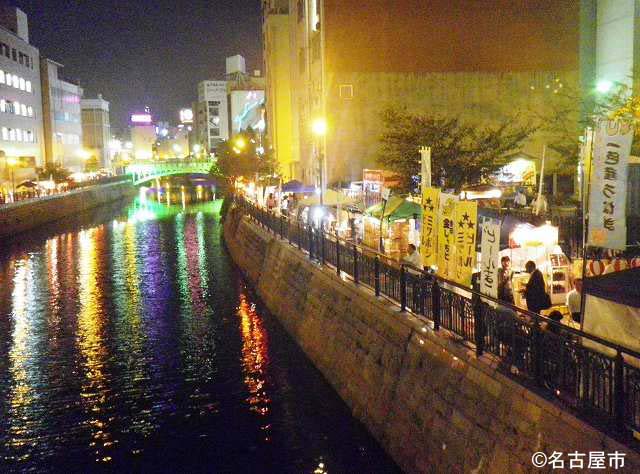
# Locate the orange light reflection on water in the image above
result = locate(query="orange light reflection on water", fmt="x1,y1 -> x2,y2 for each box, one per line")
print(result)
237,291 -> 272,439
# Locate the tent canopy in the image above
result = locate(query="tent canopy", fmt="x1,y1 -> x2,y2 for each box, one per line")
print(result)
365,196 -> 422,222
584,268 -> 640,309
299,189 -> 355,207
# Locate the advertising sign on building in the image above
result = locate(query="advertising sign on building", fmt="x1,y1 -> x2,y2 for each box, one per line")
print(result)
587,119 -> 633,250
453,200 -> 478,286
437,193 -> 458,279
480,221 -> 501,298
420,186 -> 439,268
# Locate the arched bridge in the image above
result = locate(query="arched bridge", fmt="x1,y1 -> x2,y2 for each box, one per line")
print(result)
126,160 -> 215,185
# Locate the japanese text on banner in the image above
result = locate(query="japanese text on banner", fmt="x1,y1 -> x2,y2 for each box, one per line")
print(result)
587,120 -> 633,250
437,193 -> 458,279
421,187 -> 439,268
480,221 -> 501,298
454,200 -> 478,286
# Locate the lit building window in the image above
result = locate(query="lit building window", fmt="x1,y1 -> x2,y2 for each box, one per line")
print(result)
14,101 -> 20,115
1,127 -> 7,140
25,80 -> 31,93
21,103 -> 26,116
16,129 -> 22,141
12,75 -> 18,88
5,73 -> 11,86
0,70 -> 4,84
19,77 -> 24,90
9,128 -> 15,141
27,105 -> 32,117
0,99 -> 5,113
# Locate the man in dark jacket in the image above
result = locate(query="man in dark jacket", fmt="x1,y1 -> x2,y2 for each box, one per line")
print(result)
522,260 -> 548,314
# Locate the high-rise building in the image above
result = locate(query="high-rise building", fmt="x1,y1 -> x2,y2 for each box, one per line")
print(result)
41,58 -> 83,171
0,6 -> 43,191
262,0 -> 296,180
129,112 -> 155,161
268,0 -> 580,190
194,80 -> 229,154
81,94 -> 111,169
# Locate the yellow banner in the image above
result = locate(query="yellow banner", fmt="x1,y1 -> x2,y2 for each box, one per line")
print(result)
453,200 -> 478,286
420,187 -> 439,268
436,193 -> 457,279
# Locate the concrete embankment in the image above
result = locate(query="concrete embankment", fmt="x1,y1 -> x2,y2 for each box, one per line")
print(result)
0,181 -> 136,238
223,205 -> 640,474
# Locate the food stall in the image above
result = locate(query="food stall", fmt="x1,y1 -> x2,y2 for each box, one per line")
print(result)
363,196 -> 421,260
501,222 -> 571,308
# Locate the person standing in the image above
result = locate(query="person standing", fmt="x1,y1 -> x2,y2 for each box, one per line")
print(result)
521,260 -> 549,314
497,256 -> 514,304
402,244 -> 422,270
566,277 -> 582,323
513,188 -> 527,208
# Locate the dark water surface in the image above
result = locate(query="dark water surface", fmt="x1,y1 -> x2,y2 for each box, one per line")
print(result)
0,198 -> 400,473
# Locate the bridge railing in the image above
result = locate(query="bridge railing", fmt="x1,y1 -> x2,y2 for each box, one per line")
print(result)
234,194 -> 640,442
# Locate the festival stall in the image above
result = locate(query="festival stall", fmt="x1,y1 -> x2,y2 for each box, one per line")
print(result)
363,196 -> 422,260
298,189 -> 356,234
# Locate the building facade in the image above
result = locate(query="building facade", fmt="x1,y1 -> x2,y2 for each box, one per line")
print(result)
0,6 -> 43,191
195,80 -> 229,154
41,58 -> 83,171
81,95 -> 111,169
268,0 -> 580,189
262,0 -> 296,180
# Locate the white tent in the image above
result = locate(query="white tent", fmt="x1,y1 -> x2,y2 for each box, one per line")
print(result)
299,189 -> 355,207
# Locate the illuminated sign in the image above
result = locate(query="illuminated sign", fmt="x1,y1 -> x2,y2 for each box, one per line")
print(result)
130,113 -> 152,124
179,108 -> 193,124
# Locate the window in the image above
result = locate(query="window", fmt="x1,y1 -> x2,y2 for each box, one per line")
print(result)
12,75 -> 18,88
11,48 -> 16,61
25,130 -> 32,142
24,56 -> 29,68
0,70 -> 4,84
5,73 -> 11,86
3,44 -> 8,59
27,105 -> 33,117
25,80 -> 31,93
209,107 -> 219,116
209,128 -> 220,137
21,104 -> 26,116
1,127 -> 7,140
16,129 -> 22,141
14,101 -> 20,115
6,100 -> 13,114
19,77 -> 24,90
9,128 -> 15,141
0,100 -> 5,113
18,53 -> 23,65
339,84 -> 354,99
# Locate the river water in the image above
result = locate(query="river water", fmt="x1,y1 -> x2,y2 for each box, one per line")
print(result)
0,197 -> 400,473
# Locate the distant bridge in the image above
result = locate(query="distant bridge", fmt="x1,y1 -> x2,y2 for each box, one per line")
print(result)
126,160 -> 215,185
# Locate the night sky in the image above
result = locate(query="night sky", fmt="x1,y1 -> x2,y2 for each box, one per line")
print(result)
10,0 -> 262,134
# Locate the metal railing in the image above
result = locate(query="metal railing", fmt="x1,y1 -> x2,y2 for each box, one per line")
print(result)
234,195 -> 640,441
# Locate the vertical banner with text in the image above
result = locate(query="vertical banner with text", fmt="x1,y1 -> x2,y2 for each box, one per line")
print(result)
421,187 -> 440,268
437,193 -> 458,279
587,119 -> 633,250
454,200 -> 478,286
480,221 -> 501,298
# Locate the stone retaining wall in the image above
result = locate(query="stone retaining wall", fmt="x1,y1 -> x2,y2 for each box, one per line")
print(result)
223,206 -> 640,474
0,182 -> 136,238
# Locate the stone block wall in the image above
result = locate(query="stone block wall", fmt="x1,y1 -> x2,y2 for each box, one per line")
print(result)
0,182 -> 135,238
224,206 -> 640,474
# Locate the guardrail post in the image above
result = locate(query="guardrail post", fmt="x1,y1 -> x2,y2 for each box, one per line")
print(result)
531,318 -> 543,384
336,234 -> 341,276
614,350 -> 625,433
473,299 -> 484,357
400,265 -> 407,312
353,245 -> 359,284
374,256 -> 381,297
308,223 -> 314,259
287,218 -> 292,245
297,221 -> 302,249
432,278 -> 440,331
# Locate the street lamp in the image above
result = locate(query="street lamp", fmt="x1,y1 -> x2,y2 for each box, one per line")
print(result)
311,117 -> 327,207
7,156 -> 17,199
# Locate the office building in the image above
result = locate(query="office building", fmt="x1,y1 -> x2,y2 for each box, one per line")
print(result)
81,94 -> 111,169
268,0 -> 580,189
0,6 -> 43,191
262,0 -> 296,180
194,80 -> 229,154
129,112 -> 155,161
41,58 -> 83,171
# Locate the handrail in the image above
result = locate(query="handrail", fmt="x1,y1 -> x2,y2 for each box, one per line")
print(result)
234,194 -> 640,439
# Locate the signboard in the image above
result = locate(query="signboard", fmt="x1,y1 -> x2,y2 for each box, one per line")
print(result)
420,187 -> 439,268
179,108 -> 193,124
454,200 -> 478,286
480,221 -> 501,298
437,193 -> 458,279
587,120 -> 633,250
130,113 -> 152,124
420,146 -> 431,189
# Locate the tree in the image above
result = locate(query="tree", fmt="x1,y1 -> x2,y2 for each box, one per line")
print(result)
214,128 -> 277,193
37,162 -> 70,182
377,107 -> 536,193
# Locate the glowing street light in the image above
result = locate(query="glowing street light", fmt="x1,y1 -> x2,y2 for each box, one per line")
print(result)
596,79 -> 613,94
312,117 -> 327,137
234,136 -> 246,150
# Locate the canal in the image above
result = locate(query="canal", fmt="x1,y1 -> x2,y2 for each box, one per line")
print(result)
0,197 -> 401,473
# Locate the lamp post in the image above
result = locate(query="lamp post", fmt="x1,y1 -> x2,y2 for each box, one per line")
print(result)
7,156 -> 17,200
311,117 -> 327,207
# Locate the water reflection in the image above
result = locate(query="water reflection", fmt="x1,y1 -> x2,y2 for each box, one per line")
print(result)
0,196 -> 399,473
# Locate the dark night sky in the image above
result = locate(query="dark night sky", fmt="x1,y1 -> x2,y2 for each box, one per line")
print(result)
9,0 -> 262,134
